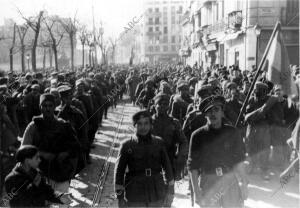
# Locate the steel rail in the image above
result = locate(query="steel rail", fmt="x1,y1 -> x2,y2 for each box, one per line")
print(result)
91,102 -> 126,207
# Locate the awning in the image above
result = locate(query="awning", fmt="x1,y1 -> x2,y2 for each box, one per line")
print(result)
209,32 -> 226,41
206,43 -> 217,51
222,31 -> 244,41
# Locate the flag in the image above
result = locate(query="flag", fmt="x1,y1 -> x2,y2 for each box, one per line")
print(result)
265,24 -> 297,96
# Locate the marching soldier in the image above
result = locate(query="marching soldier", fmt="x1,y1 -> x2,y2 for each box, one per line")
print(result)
114,110 -> 174,207
151,93 -> 188,206
188,95 -> 248,207
170,81 -> 193,125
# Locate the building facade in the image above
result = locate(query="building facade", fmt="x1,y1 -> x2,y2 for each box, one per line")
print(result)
180,0 -> 299,71
140,0 -> 185,64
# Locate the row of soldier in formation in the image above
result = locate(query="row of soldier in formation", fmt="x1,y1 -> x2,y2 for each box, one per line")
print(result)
115,64 -> 300,207
0,66 -> 127,206
0,63 -> 299,207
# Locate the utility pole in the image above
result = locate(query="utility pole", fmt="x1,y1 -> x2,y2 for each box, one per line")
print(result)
92,5 -> 98,66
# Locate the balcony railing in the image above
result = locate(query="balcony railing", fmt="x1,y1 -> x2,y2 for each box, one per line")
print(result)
146,31 -> 162,36
228,10 -> 243,29
206,18 -> 227,34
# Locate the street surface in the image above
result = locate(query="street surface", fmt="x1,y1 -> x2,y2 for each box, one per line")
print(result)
68,99 -> 299,208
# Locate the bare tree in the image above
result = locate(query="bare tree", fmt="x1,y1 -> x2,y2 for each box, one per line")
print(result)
9,23 -> 17,72
95,26 -> 107,65
16,24 -> 29,72
17,10 -> 44,72
109,38 -> 117,65
59,15 -> 77,71
129,46 -> 134,66
78,25 -> 88,67
44,17 -> 65,71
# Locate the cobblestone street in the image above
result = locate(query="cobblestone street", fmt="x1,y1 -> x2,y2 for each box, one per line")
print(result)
68,99 -> 299,208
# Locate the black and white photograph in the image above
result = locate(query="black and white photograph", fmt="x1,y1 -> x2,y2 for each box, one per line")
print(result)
0,0 -> 299,207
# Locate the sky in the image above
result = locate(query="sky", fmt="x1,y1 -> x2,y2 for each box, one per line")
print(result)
0,0 -> 144,38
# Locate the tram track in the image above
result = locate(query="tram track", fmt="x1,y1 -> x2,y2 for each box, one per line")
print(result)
91,101 -> 126,207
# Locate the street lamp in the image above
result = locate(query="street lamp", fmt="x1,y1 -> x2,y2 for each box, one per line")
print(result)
26,54 -> 30,71
254,24 -> 261,68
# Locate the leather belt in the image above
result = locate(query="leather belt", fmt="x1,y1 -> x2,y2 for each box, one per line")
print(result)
128,168 -> 161,177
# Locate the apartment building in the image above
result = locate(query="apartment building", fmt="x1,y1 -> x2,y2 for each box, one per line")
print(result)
140,0 -> 185,63
180,0 -> 299,71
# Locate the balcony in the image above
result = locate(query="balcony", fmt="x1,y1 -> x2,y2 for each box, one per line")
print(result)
145,11 -> 162,17
206,18 -> 227,34
146,31 -> 162,36
228,10 -> 243,29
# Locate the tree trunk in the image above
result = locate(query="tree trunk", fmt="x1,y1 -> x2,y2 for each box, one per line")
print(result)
9,48 -> 13,72
89,49 -> 91,66
70,33 -> 74,71
31,43 -> 37,72
9,24 -> 16,72
42,47 -> 46,70
49,48 -> 53,68
53,45 -> 58,72
82,44 -> 85,67
20,44 -> 25,73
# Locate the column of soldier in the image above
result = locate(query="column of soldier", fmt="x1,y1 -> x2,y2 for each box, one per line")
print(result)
0,66 -> 127,206
0,63 -> 299,207
116,63 -> 300,207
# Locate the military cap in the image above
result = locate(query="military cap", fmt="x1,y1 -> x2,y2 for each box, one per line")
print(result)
177,80 -> 189,91
57,85 -> 72,97
132,110 -> 152,126
255,81 -> 268,90
0,77 -> 8,85
153,93 -> 170,104
75,79 -> 85,86
208,77 -> 219,86
199,95 -> 225,113
51,72 -> 58,77
39,93 -> 55,106
189,77 -> 198,85
145,78 -> 154,86
226,82 -> 238,89
31,84 -> 40,90
0,84 -> 7,92
25,72 -> 32,80
34,72 -> 43,79
197,84 -> 213,97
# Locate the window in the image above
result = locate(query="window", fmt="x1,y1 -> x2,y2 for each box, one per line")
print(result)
171,6 -> 175,12
149,18 -> 153,24
155,26 -> 160,31
163,46 -> 168,52
155,8 -> 159,12
163,17 -> 168,24
164,26 -> 168,34
171,15 -> 175,24
163,36 -> 168,43
155,17 -> 160,24
155,36 -> 160,44
155,46 -> 160,52
148,27 -> 153,32
178,6 -> 183,13
148,8 -> 153,13
171,45 -> 176,51
163,7 -> 167,11
171,35 -> 176,43
148,46 -> 153,52
178,36 -> 181,43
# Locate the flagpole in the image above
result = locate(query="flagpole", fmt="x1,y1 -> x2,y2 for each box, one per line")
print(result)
235,21 -> 281,127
